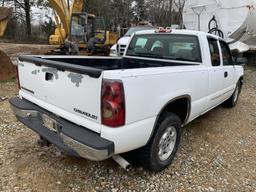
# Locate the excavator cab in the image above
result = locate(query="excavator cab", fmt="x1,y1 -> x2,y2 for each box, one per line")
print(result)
70,12 -> 90,46
48,0 -> 117,54
70,12 -> 106,50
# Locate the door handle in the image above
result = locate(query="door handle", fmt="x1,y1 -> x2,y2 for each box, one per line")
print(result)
45,72 -> 54,81
224,71 -> 228,78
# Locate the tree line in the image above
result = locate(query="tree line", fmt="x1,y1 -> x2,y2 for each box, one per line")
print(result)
0,0 -> 186,43
85,0 -> 186,28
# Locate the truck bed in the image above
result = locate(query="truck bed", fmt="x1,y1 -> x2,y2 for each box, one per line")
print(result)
19,55 -> 122,78
19,55 -> 199,78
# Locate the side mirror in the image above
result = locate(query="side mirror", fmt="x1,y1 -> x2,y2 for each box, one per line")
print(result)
233,57 -> 248,66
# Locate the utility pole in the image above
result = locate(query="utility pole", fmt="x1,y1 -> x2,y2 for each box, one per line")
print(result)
191,5 -> 206,31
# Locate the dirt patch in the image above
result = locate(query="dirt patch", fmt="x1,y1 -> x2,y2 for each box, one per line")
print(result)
0,43 -> 58,82
0,43 -> 57,53
0,50 -> 15,81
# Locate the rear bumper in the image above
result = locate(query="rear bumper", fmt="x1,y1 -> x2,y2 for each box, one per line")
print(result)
9,97 -> 114,161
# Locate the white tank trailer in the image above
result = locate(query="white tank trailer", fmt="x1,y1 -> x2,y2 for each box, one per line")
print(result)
183,0 -> 256,64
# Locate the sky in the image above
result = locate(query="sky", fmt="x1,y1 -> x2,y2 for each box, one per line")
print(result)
2,1 -> 53,25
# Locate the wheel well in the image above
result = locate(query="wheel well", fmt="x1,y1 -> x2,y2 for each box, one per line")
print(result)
146,96 -> 191,145
239,76 -> 244,85
159,97 -> 190,125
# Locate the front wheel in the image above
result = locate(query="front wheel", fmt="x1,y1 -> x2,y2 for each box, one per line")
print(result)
139,112 -> 182,172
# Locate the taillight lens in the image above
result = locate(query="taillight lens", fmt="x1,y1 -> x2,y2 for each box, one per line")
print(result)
16,65 -> 20,89
101,79 -> 125,127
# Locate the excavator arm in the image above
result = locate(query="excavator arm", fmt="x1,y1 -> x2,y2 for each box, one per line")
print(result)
48,0 -> 70,36
0,7 -> 12,37
48,0 -> 84,45
71,0 -> 84,13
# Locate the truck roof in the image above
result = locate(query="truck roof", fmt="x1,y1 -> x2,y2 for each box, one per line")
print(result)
134,29 -> 224,40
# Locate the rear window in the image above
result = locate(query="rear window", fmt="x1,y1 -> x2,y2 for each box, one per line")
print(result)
126,34 -> 202,63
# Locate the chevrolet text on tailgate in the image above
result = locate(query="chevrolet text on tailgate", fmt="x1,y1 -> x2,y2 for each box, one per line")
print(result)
10,29 -> 244,171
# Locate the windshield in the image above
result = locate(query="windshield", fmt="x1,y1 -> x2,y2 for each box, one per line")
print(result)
124,27 -> 155,36
71,15 -> 86,36
71,14 -> 86,43
126,34 -> 202,63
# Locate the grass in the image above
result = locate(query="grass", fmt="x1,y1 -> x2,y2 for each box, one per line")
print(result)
0,78 -> 17,84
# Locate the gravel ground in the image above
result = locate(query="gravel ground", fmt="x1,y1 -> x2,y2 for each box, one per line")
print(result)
0,66 -> 256,192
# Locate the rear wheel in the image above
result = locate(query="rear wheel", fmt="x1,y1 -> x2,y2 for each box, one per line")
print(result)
138,112 -> 182,172
224,81 -> 242,107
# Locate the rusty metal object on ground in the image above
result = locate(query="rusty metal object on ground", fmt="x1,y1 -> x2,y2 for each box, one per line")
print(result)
0,7 -> 12,37
0,50 -> 15,81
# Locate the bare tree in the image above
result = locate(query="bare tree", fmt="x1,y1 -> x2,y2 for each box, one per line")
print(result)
144,0 -> 177,26
13,0 -> 32,37
134,0 -> 146,21
174,0 -> 186,28
168,0 -> 174,24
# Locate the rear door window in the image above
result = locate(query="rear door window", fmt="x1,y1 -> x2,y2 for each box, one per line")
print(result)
126,34 -> 202,63
208,37 -> 221,67
219,41 -> 233,66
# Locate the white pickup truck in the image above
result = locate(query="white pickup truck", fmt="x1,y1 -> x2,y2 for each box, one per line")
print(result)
110,26 -> 156,57
10,29 -> 244,171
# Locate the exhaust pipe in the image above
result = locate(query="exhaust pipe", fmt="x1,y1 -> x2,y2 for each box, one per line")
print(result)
112,155 -> 131,170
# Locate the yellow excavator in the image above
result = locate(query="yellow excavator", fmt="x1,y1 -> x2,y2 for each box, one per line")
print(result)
0,7 -> 15,81
48,0 -> 117,54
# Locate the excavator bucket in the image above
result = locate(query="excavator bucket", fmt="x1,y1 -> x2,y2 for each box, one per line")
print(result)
0,50 -> 15,81
0,7 -> 12,37
0,7 -> 14,81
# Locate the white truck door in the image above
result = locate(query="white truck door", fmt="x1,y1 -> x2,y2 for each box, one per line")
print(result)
206,37 -> 226,110
219,40 -> 236,98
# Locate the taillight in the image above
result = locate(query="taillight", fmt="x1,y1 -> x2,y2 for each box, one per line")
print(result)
101,79 -> 125,127
16,65 -> 20,89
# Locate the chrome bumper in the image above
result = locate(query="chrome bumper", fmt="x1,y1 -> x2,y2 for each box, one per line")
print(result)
10,97 -> 114,161
61,134 -> 109,161
10,104 -> 40,118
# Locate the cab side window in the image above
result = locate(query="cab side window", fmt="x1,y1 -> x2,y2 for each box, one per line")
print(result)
208,37 -> 220,67
220,41 -> 233,66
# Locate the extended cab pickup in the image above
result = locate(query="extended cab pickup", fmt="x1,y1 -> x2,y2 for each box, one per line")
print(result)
10,29 -> 244,171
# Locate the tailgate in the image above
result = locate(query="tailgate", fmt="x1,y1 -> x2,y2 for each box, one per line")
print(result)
17,56 -> 103,133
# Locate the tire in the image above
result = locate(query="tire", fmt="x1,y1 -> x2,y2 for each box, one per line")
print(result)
137,112 -> 182,172
224,81 -> 242,108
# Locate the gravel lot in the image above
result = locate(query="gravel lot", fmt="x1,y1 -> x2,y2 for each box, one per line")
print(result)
0,66 -> 255,192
